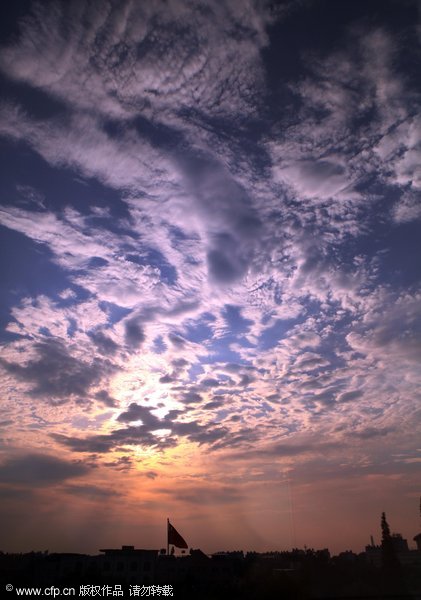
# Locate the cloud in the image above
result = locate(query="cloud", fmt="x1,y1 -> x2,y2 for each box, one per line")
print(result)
117,403 -> 161,426
0,453 -> 90,485
103,455 -> 133,471
274,159 -> 352,201
0,339 -> 109,404
61,484 -> 121,499
338,390 -> 364,403
89,330 -> 119,356
95,389 -> 118,407
354,426 -> 396,440
293,352 -> 330,372
348,290 -> 421,363
227,439 -> 343,462
162,484 -> 243,505
54,399 -> 230,454
262,440 -> 342,457
124,319 -> 145,348
0,0 -> 273,120
392,190 -> 421,224
0,0 -> 419,555
179,391 -> 203,405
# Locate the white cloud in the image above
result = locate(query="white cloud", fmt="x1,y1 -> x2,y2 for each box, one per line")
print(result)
0,0 -> 272,121
392,190 -> 421,223
273,159 -> 353,202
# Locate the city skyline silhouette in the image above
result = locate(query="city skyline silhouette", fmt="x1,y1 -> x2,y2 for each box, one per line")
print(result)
0,0 -> 420,568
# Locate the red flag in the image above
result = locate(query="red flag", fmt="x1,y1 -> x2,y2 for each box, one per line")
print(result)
168,520 -> 188,549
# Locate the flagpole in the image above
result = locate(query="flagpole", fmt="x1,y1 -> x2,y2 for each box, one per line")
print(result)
167,517 -> 169,556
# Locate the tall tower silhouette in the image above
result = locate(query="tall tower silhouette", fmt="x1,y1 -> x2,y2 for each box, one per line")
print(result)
413,496 -> 421,552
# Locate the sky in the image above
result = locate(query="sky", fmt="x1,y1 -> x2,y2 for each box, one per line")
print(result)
0,0 -> 420,556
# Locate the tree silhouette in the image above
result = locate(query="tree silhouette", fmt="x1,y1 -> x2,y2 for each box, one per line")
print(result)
381,512 -> 398,569
380,512 -> 405,593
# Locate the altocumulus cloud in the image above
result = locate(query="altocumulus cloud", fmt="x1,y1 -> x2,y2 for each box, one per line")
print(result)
0,339 -> 109,404
0,0 -> 420,553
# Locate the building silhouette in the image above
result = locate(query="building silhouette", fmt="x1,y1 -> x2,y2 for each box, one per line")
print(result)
1,510 -> 421,598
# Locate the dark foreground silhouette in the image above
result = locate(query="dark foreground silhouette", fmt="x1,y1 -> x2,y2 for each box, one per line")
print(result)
1,545 -> 420,600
